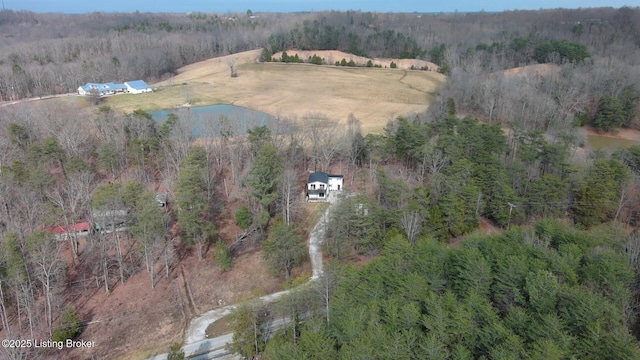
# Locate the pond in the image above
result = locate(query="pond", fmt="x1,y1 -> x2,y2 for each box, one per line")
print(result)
151,104 -> 276,138
587,134 -> 639,150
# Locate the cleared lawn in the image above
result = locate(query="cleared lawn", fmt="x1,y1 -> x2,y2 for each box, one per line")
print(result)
107,49 -> 446,133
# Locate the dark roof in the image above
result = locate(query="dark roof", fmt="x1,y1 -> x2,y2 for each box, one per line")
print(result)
328,174 -> 343,178
308,171 -> 329,184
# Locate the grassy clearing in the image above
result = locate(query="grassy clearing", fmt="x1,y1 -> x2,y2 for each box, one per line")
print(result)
302,202 -> 330,235
106,49 -> 445,133
205,314 -> 233,338
587,134 -> 639,149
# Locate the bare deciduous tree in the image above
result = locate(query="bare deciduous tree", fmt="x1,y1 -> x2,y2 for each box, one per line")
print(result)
304,113 -> 343,171
27,231 -> 64,336
315,261 -> 340,325
46,170 -> 95,259
400,210 -> 422,246
279,167 -> 297,226
227,57 -> 238,78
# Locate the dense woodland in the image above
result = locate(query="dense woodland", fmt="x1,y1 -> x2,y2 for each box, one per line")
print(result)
254,223 -> 640,359
0,6 -> 640,359
229,115 -> 640,358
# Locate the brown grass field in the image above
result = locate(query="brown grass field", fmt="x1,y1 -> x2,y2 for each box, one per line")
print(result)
106,49 -> 446,133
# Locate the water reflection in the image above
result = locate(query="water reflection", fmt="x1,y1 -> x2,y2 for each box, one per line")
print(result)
151,105 -> 276,138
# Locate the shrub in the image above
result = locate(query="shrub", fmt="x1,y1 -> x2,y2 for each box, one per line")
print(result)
438,63 -> 451,75
52,307 -> 82,342
235,205 -> 251,229
390,61 -> 397,68
260,47 -> 272,62
310,54 -> 323,65
214,242 -> 232,272
85,88 -> 103,105
573,109 -> 590,127
167,343 -> 185,360
446,98 -> 456,116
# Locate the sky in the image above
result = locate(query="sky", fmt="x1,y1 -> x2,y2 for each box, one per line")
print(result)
3,0 -> 636,14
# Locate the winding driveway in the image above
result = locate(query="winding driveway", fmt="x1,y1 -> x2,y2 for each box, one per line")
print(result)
149,191 -> 344,359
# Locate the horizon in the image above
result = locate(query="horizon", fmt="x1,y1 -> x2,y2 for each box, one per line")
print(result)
2,0 -> 636,15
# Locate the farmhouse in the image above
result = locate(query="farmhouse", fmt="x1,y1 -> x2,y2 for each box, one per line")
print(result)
77,80 -> 151,96
306,171 -> 343,201
77,82 -> 127,96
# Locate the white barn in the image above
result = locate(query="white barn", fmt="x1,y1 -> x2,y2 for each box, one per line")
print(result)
125,80 -> 152,94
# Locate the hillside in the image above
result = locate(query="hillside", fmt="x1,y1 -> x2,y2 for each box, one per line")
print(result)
141,49 -> 446,133
1,7 -> 639,360
501,63 -> 560,78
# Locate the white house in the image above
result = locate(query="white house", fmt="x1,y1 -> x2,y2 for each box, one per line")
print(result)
125,80 -> 152,94
78,82 -> 127,96
78,80 -> 151,96
306,171 -> 343,201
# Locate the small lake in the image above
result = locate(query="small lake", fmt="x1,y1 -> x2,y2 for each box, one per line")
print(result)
151,104 -> 276,137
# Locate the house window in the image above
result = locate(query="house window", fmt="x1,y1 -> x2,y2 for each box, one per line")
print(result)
338,185 -> 341,190
319,192 -> 325,198
311,184 -> 316,190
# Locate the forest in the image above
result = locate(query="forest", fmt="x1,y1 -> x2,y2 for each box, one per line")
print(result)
251,222 -> 640,359
226,115 -> 640,358
0,5 -> 639,359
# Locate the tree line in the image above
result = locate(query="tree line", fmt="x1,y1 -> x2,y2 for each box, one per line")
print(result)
306,114 -> 639,263
241,220 -> 640,359
2,6 -> 639,110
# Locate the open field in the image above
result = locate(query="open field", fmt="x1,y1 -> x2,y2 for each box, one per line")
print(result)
106,49 -> 446,134
582,125 -> 640,150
